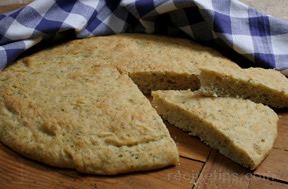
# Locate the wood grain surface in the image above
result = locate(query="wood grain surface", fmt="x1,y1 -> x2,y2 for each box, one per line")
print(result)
0,4 -> 288,189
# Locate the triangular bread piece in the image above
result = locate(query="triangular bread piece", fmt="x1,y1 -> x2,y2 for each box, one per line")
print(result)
0,62 -> 178,175
199,64 -> 288,108
152,90 -> 278,169
20,34 -> 239,94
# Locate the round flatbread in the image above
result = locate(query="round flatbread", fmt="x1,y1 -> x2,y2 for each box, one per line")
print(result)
0,62 -> 178,175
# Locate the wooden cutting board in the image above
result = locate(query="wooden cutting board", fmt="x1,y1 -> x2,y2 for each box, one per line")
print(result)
1,4 -> 288,189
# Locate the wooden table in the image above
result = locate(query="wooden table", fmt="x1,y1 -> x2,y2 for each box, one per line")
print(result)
1,4 -> 288,189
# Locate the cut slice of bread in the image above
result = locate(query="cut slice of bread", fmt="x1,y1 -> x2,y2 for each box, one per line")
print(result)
19,34 -> 239,94
152,90 -> 278,170
0,62 -> 179,175
198,64 -> 288,108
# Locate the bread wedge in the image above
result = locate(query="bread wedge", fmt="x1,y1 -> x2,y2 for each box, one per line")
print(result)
152,90 -> 278,169
199,64 -> 288,108
0,62 -> 178,175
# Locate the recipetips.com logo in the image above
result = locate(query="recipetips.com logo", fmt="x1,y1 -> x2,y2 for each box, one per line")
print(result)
167,170 -> 272,185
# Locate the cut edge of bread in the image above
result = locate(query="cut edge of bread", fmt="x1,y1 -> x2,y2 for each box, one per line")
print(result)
128,71 -> 200,94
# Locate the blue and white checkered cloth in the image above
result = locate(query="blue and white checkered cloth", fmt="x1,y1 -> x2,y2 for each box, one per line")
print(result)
1,0 -> 288,75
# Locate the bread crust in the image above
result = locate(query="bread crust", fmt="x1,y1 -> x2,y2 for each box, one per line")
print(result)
0,63 -> 178,175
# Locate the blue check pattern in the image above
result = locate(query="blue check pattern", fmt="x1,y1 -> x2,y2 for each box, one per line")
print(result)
1,0 -> 288,75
